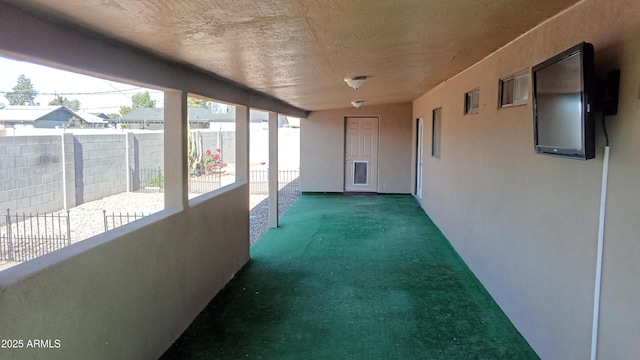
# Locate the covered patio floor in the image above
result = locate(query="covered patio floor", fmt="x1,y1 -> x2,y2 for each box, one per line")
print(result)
162,195 -> 538,359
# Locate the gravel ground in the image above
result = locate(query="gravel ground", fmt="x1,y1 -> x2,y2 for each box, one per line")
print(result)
249,193 -> 300,245
3,190 -> 299,248
67,192 -> 165,242
1,189 -> 299,271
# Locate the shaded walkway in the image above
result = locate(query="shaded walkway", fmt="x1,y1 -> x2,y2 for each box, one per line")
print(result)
162,195 -> 538,359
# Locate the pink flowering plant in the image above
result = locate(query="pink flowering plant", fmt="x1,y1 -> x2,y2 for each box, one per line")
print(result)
200,148 -> 226,174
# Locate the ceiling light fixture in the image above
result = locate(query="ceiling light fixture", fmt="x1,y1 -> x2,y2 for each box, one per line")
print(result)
344,76 -> 367,90
351,100 -> 364,108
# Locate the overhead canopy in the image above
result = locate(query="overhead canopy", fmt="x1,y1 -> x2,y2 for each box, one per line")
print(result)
1,0 -> 581,111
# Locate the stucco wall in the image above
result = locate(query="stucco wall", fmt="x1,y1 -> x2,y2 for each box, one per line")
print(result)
301,103 -> 413,193
413,0 -> 640,358
0,184 -> 249,359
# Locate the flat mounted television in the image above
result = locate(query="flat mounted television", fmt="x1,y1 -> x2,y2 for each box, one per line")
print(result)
532,42 -> 595,160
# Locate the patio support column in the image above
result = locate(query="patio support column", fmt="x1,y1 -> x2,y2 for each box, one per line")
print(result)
268,111 -> 279,228
164,89 -> 188,211
235,105 -> 250,183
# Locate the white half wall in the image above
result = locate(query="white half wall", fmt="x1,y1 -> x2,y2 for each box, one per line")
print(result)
0,185 -> 249,359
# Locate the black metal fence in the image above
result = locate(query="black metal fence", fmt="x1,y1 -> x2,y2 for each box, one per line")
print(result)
0,209 -> 71,262
189,172 -> 223,193
132,168 -> 223,194
103,210 -> 146,232
131,168 -> 165,193
133,168 -> 300,195
0,168 -> 301,264
250,169 -> 300,195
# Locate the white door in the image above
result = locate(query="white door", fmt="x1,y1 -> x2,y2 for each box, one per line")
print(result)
415,118 -> 424,199
344,117 -> 379,192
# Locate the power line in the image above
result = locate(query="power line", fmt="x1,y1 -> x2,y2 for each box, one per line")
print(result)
102,79 -> 138,100
0,87 -> 162,95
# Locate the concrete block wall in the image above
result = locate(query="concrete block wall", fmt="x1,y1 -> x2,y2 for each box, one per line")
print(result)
1,131 -> 233,216
0,135 -> 65,222
62,133 -> 76,209
135,132 -> 164,172
73,134 -> 127,204
221,131 -> 235,164
126,132 -> 135,191
196,130 -> 220,156
129,132 -> 164,191
197,130 -> 236,165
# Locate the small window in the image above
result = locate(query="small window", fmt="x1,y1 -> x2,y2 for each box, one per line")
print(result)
432,107 -> 442,158
500,70 -> 529,108
465,88 -> 480,114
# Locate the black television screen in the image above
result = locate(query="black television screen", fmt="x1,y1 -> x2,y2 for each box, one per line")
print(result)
532,42 -> 595,160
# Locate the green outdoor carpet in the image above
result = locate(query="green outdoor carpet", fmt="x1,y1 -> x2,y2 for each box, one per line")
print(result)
161,195 -> 539,359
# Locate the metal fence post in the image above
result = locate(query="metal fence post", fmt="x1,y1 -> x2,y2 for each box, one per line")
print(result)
66,210 -> 71,245
103,210 -> 108,232
6,209 -> 13,262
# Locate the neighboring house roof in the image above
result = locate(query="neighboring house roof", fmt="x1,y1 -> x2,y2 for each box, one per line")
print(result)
0,105 -> 107,124
188,107 -> 235,122
121,107 -> 271,123
90,112 -> 111,120
0,106 -> 66,122
75,111 -> 108,124
121,107 -> 164,122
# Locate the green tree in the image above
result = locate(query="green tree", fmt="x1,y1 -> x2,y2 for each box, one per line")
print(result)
107,113 -> 121,119
49,95 -> 81,111
5,75 -> 38,105
68,116 -> 87,128
120,91 -> 155,117
131,91 -> 156,109
187,97 -> 206,108
119,105 -> 132,117
66,99 -> 81,111
49,95 -> 65,107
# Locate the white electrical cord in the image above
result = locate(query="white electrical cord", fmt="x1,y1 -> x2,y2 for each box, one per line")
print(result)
590,145 -> 610,360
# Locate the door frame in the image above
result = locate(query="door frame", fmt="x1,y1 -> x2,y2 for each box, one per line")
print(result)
415,117 -> 424,199
344,116 -> 380,193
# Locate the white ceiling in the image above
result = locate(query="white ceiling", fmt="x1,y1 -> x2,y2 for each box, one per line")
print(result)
5,0 -> 582,111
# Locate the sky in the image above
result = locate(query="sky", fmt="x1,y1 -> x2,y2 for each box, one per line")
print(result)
0,56 -> 164,114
